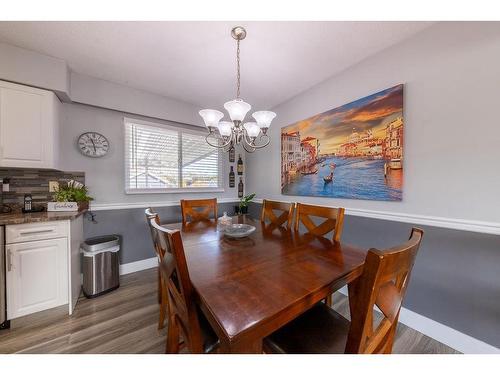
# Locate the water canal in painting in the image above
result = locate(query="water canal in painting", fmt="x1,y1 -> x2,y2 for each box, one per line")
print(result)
282,156 -> 402,201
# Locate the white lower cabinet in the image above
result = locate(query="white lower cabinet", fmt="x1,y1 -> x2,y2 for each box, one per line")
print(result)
5,218 -> 82,320
6,237 -> 68,319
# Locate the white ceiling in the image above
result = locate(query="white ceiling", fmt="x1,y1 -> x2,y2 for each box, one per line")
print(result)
0,21 -> 433,110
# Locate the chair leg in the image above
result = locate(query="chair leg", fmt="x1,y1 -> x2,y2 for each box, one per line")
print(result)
166,315 -> 180,353
157,267 -> 162,304
325,294 -> 333,307
158,279 -> 169,329
382,322 -> 398,353
158,293 -> 167,330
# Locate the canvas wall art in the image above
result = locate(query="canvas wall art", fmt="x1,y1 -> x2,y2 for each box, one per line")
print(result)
281,84 -> 403,201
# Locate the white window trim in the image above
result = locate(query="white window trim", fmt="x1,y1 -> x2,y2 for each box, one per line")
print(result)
124,117 -> 225,194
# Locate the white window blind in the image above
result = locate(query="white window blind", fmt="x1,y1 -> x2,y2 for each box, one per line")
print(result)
125,118 -> 223,193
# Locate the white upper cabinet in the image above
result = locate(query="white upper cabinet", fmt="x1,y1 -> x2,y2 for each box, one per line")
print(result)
0,80 -> 59,169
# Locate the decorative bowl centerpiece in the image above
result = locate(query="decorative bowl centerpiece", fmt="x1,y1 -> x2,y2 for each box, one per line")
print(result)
223,223 -> 256,239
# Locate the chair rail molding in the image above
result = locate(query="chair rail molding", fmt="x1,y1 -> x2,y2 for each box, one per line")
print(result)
252,199 -> 500,235
90,198 -> 500,234
90,198 -> 240,212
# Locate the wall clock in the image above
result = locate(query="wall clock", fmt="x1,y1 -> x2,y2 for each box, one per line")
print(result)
77,132 -> 109,158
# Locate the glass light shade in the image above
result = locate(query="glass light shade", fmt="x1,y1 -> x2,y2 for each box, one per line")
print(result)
252,111 -> 276,129
217,121 -> 234,137
224,99 -> 251,122
199,109 -> 224,129
243,122 -> 261,138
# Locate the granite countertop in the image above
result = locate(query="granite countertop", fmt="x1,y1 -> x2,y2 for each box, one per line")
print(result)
0,209 -> 87,225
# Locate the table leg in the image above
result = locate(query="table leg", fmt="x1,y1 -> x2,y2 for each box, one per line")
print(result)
219,338 -> 263,354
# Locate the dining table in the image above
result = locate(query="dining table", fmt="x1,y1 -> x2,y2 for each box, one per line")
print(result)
163,215 -> 367,353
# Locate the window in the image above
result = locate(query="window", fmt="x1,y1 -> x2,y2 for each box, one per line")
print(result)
125,118 -> 223,193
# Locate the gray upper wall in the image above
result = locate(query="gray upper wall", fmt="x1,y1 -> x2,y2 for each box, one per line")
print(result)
70,72 -> 203,126
59,102 -> 243,207
246,22 -> 500,224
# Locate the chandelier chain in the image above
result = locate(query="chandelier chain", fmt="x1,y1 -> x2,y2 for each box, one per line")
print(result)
236,38 -> 241,99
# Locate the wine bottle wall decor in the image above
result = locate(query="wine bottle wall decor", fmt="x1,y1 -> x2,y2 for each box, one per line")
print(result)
229,166 -> 235,188
237,154 -> 243,175
238,177 -> 244,198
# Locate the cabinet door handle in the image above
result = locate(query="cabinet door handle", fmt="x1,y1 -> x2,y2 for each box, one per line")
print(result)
19,229 -> 55,235
7,248 -> 12,272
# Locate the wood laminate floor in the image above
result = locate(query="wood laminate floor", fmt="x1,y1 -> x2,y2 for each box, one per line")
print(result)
0,268 -> 460,354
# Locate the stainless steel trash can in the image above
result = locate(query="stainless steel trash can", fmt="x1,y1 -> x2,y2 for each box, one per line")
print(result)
82,235 -> 120,298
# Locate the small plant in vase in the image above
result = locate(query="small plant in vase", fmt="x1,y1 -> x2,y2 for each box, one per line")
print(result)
236,193 -> 255,215
49,180 -> 93,212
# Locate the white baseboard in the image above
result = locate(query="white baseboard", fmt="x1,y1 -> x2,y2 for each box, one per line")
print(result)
336,286 -> 499,354
119,257 -> 158,275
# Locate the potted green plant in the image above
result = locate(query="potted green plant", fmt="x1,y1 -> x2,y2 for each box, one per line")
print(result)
236,193 -> 255,215
48,180 -> 93,212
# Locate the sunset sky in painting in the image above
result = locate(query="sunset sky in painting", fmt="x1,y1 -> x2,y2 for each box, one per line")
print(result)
282,84 -> 403,154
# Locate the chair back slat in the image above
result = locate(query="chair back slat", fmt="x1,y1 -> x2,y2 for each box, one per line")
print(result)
150,219 -> 205,353
294,203 -> 345,241
181,198 -> 218,224
261,199 -> 295,229
145,207 -> 164,261
345,228 -> 424,354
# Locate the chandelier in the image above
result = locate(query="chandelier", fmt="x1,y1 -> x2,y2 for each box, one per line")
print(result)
199,26 -> 276,153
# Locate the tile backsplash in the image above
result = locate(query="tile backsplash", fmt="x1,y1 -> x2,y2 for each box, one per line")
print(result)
0,168 -> 85,212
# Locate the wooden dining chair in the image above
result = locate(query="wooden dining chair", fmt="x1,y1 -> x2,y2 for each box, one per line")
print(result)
294,203 -> 345,242
150,218 -> 219,353
260,199 -> 295,229
294,203 -> 345,306
180,198 -> 218,224
145,207 -> 168,329
263,228 -> 424,354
